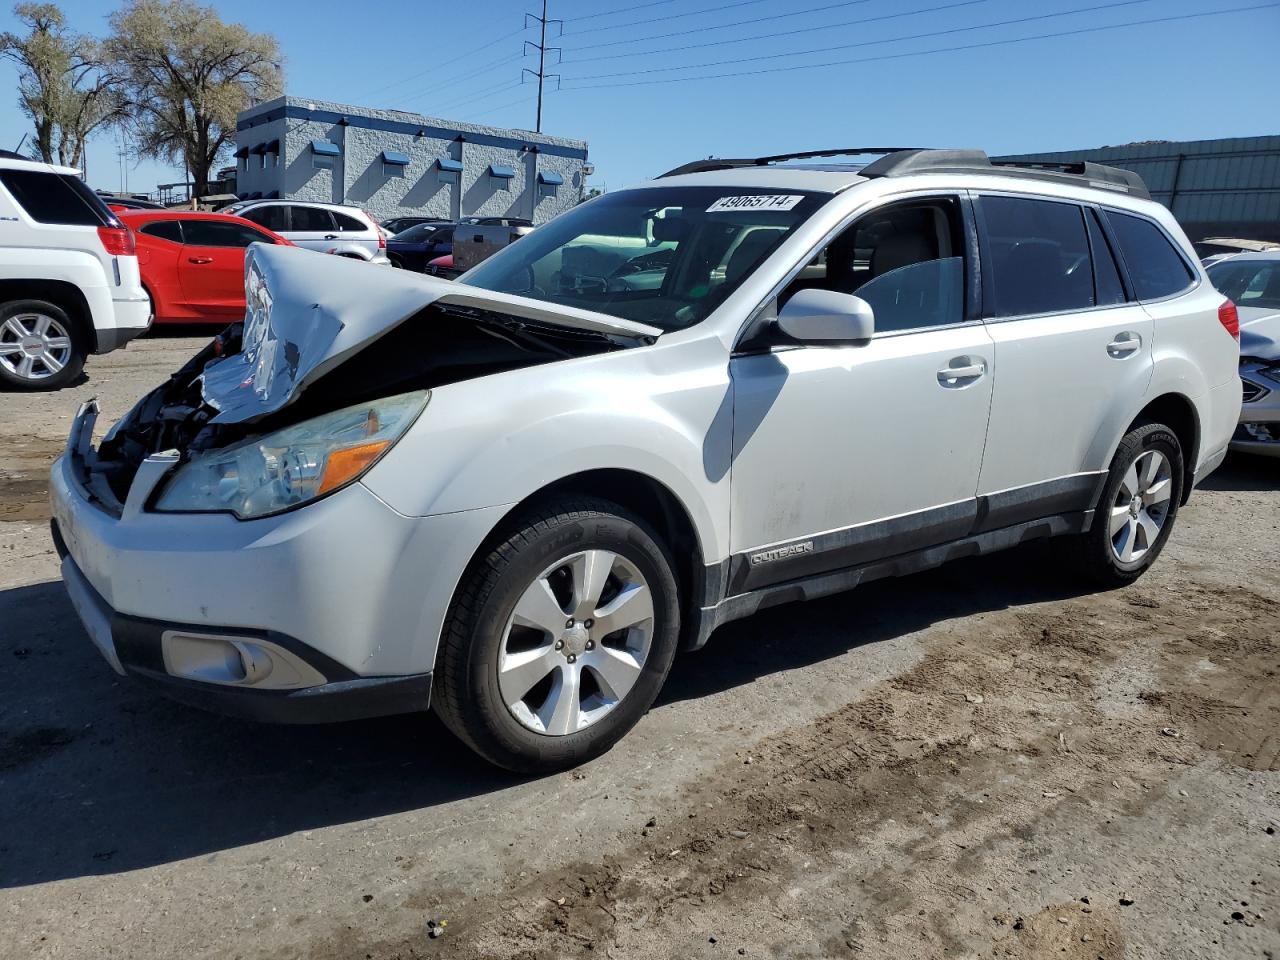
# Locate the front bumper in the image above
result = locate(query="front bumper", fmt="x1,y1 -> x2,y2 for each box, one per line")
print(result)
1230,366 -> 1280,458
49,402 -> 509,721
54,533 -> 432,723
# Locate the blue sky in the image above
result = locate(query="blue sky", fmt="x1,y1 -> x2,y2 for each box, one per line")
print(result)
1,0 -> 1277,195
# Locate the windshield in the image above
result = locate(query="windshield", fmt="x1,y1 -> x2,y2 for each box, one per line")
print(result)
460,186 -> 827,331
1209,259 -> 1280,310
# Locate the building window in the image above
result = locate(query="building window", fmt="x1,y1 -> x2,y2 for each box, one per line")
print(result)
310,139 -> 340,171
313,155 -> 335,170
382,150 -> 410,178
437,156 -> 462,186
537,170 -> 563,200
489,163 -> 516,191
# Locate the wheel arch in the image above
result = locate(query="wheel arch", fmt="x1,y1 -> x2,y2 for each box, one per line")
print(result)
0,278 -> 95,350
459,468 -> 709,650
1128,392 -> 1200,504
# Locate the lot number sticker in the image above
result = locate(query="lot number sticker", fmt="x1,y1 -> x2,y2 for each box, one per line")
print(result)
706,194 -> 804,213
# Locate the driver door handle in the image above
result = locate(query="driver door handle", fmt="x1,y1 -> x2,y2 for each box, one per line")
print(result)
187,256 -> 213,264
323,233 -> 338,240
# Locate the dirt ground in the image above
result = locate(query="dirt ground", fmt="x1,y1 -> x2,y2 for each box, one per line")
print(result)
0,337 -> 1277,960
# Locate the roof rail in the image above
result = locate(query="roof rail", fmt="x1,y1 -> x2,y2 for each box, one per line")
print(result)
858,149 -> 1151,198
658,147 -> 924,178
660,147 -> 1151,199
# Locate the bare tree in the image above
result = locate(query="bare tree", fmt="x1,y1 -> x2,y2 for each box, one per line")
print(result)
0,2 -> 120,167
106,0 -> 281,195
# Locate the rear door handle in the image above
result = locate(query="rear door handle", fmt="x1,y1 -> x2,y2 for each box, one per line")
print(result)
323,233 -> 338,240
187,256 -> 213,264
938,356 -> 987,387
1107,331 -> 1142,357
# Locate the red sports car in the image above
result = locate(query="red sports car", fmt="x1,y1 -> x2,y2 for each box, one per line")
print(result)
119,210 -> 292,324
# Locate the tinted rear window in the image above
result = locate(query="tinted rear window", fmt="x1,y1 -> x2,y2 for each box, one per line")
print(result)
140,220 -> 183,243
333,211 -> 367,232
289,205 -> 335,231
1,169 -> 111,226
183,220 -> 270,248
981,196 -> 1094,317
1106,211 -> 1195,300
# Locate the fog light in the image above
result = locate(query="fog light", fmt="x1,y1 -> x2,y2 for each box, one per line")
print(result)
161,631 -> 326,689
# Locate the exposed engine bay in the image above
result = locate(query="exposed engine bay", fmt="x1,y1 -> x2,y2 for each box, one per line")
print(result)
92,304 -> 638,508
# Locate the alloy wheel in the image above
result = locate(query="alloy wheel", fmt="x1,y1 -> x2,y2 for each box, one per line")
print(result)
1109,449 -> 1173,563
498,549 -> 655,736
0,312 -> 73,382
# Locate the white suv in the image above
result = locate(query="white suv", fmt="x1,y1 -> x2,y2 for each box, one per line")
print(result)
50,149 -> 1241,771
0,152 -> 151,390
224,199 -> 390,264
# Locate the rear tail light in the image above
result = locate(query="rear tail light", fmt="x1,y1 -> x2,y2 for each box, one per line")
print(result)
97,223 -> 135,256
1218,299 -> 1240,341
366,211 -> 386,248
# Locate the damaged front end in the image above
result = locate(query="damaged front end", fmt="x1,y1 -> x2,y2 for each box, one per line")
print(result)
76,244 -> 661,518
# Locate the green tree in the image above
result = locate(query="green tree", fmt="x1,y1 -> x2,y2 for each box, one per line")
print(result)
0,2 -> 119,167
106,0 -> 281,195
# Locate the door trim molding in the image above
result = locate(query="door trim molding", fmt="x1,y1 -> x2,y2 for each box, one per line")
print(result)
728,472 -> 1104,595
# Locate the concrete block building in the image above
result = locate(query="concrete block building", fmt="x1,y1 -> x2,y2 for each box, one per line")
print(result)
233,96 -> 589,224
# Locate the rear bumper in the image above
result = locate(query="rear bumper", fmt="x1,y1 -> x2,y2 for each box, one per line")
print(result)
54,529 -> 433,724
94,295 -> 151,353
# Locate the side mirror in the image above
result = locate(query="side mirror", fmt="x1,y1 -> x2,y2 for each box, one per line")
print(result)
776,288 -> 875,343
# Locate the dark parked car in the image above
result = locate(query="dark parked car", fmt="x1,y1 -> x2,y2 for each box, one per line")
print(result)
386,221 -> 454,272
381,215 -> 449,236
460,216 -> 533,228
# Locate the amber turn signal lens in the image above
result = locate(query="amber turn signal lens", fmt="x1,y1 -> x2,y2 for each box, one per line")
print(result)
317,440 -> 391,494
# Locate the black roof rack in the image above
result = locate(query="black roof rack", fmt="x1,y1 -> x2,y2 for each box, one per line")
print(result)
659,147 -> 924,178
661,147 -> 1151,199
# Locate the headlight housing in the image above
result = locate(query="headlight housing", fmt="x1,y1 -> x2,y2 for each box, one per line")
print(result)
154,391 -> 428,519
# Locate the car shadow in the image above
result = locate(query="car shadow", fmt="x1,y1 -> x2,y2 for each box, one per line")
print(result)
658,542 -> 1093,707
1198,452 -> 1276,492
0,542 -> 1092,889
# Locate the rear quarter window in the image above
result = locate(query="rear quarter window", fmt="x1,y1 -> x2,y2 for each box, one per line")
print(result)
333,211 -> 368,232
1106,211 -> 1195,300
0,169 -> 111,226
140,220 -> 183,243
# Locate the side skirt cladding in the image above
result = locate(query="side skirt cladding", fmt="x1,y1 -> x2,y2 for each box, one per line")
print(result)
683,472 -> 1105,650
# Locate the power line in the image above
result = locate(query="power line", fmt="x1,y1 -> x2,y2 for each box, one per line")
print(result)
561,0 -> 996,64
468,90 -> 539,123
561,0 -> 872,51
563,0 -> 1155,81
562,0 -> 772,38
358,25 -> 527,101
393,53 -> 524,110
561,0 -> 683,23
524,0 -> 562,132
557,2 -> 1280,91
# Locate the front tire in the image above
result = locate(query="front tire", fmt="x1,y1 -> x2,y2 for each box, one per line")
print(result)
433,497 -> 681,773
1070,422 -> 1184,587
0,299 -> 87,391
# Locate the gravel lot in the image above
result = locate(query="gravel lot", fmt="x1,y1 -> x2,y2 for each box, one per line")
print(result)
1,336 -> 1278,960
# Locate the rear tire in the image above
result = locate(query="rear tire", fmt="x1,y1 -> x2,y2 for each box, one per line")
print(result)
0,299 -> 87,391
433,497 -> 681,773
1069,422 -> 1184,587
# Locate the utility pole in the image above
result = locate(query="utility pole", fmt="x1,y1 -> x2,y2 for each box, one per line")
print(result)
523,0 -> 561,133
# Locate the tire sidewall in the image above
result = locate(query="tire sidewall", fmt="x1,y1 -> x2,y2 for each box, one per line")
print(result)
457,508 -> 680,771
1092,425 -> 1184,578
0,299 -> 87,391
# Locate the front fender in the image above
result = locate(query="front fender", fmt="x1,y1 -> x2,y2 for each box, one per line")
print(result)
361,336 -> 734,565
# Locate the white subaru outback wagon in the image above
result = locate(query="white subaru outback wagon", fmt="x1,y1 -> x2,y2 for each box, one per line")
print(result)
50,149 -> 1242,771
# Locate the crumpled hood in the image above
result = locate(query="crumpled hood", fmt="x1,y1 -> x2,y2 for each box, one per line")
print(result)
1239,305 -> 1280,360
200,244 -> 662,424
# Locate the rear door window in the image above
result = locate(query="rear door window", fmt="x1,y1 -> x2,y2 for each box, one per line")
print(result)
332,211 -> 368,232
289,205 -> 335,232
240,204 -> 287,232
1105,211 -> 1195,300
182,220 -> 271,248
140,220 -> 183,244
0,169 -> 111,226
980,196 -> 1094,317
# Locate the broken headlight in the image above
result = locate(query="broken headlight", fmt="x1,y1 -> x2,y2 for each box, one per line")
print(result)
154,391 -> 429,519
